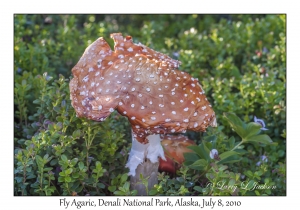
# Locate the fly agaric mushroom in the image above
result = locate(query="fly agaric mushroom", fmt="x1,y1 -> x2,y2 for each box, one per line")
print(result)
159,135 -> 196,175
69,33 -> 217,195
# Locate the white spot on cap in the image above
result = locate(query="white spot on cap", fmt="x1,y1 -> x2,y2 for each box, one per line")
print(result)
131,104 -> 135,108
151,116 -> 156,120
184,107 -> 189,111
81,101 -> 86,106
141,106 -> 145,110
171,129 -> 175,133
171,102 -> 175,105
117,81 -> 121,84
142,118 -> 146,122
149,101 -> 153,105
105,98 -> 110,101
172,111 -> 176,115
106,81 -> 111,84
183,119 -> 189,122
135,78 -> 141,82
123,111 -> 127,114
165,119 -> 171,122
171,92 -> 175,95
95,72 -> 100,76
98,105 -> 102,110
109,108 -> 114,112
108,61 -> 113,65
193,112 -> 198,116
138,94 -> 143,97
159,94 -> 164,98
149,74 -> 154,78
135,125 -> 140,129
127,47 -> 133,52
89,67 -> 94,72
159,104 -> 164,108
180,100 -> 184,103
91,82 -> 95,87
82,75 -> 89,82
201,106 -> 207,110
119,102 -> 123,106
131,116 -> 136,120
131,87 -> 136,91
146,88 -> 151,92
194,122 -> 198,128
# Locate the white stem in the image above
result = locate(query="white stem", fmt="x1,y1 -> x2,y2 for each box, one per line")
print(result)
126,132 -> 165,176
146,134 -> 166,163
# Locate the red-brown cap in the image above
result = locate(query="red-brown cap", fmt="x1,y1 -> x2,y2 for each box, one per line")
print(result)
70,33 -> 217,144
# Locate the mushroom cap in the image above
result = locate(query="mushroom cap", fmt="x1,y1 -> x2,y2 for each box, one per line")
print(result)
70,33 -> 217,143
159,134 -> 196,174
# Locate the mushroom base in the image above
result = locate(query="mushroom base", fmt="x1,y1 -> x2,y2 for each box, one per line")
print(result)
129,159 -> 159,195
126,133 -> 165,195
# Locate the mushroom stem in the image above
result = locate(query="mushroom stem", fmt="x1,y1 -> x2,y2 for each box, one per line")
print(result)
126,132 -> 165,195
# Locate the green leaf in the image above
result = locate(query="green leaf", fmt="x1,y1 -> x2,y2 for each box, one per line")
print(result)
120,173 -> 128,183
242,180 -> 256,190
188,159 -> 208,171
78,162 -> 84,171
72,129 -> 81,138
123,182 -> 130,191
108,186 -> 116,192
114,191 -> 125,196
218,165 -> 228,171
33,99 -> 40,104
97,183 -> 105,189
148,189 -> 158,195
223,112 -> 246,138
188,142 -> 210,162
228,136 -> 235,150
219,151 -> 239,160
95,161 -> 102,170
35,155 -> 44,169
65,168 -> 73,175
61,155 -> 68,162
193,186 -> 203,192
244,170 -> 253,177
217,155 -> 241,165
244,122 -> 262,139
183,152 -> 199,163
65,176 -> 72,182
245,134 -> 273,144
228,179 -> 236,187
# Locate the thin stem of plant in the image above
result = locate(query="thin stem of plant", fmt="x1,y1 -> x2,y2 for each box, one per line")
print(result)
231,141 -> 244,151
